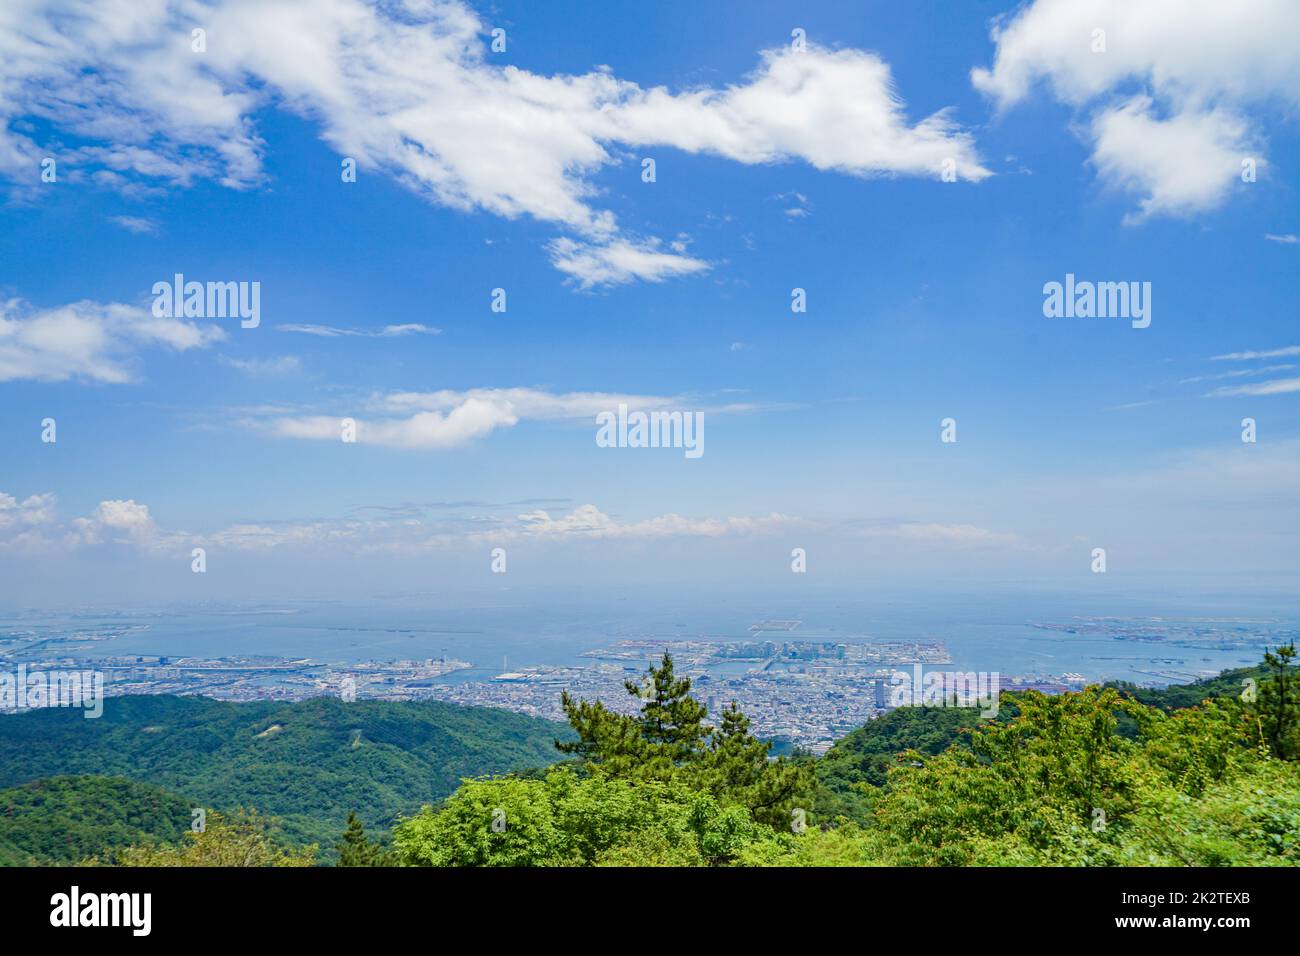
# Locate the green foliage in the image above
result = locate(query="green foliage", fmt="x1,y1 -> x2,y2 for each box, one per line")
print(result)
393,766 -> 762,867
0,775 -> 192,866
1251,643 -> 1298,760
1128,694 -> 1252,795
394,655 -> 823,867
865,687 -> 1145,864
556,653 -> 709,777
14,650 -> 1300,869
0,694 -> 568,853
1111,758 -> 1300,866
104,809 -> 316,867
556,654 -> 813,827
813,704 -> 984,820
839,682 -> 1298,866
739,673 -> 1300,868
335,811 -> 394,866
1109,663 -> 1269,712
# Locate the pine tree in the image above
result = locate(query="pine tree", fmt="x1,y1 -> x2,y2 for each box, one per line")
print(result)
696,702 -> 813,828
557,653 -> 708,778
1255,643 -> 1298,760
633,653 -> 710,759
555,690 -> 644,769
557,654 -> 813,824
335,811 -> 389,866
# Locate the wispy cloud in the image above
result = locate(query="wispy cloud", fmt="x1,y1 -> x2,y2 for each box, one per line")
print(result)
775,191 -> 812,218
547,237 -> 710,288
1206,377 -> 1300,398
0,492 -> 798,554
847,520 -> 1029,549
1180,363 -> 1296,384
275,323 -> 440,338
108,215 -> 159,235
1211,345 -> 1300,361
248,387 -> 756,451
1265,233 -> 1298,244
219,355 -> 302,376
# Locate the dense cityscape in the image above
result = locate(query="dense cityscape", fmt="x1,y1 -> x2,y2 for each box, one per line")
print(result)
6,616 -> 1283,750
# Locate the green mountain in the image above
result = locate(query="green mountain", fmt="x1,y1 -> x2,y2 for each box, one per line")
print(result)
0,775 -> 193,866
813,704 -> 983,820
1107,663 -> 1268,711
4,653 -> 1296,867
0,694 -> 570,852
813,663 -> 1279,822
386,650 -> 1299,867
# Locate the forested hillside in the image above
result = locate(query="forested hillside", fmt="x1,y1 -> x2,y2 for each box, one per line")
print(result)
0,694 -> 568,851
0,776 -> 192,865
3,646 -> 1297,867
387,645 -> 1300,866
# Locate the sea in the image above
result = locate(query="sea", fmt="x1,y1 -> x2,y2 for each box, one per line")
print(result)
3,584 -> 1295,687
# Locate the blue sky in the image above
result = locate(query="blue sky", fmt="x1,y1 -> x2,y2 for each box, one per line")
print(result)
1,0 -> 1298,605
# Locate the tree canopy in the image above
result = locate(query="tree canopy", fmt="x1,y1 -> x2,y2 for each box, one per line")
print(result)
19,643 -> 1299,868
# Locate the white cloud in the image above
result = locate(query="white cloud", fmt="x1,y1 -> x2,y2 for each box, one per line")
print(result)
1180,363 -> 1295,385
972,0 -> 1300,220
0,0 -> 988,283
1211,345 -> 1300,361
184,503 -> 801,553
1089,96 -> 1254,222
371,387 -> 685,418
275,322 -> 441,338
205,520 -> 361,552
257,386 -> 703,450
272,402 -> 518,449
219,354 -> 302,375
0,490 -> 797,554
775,191 -> 811,218
199,503 -> 799,550
202,507 -> 1028,553
66,499 -> 163,548
1265,233 -> 1298,244
93,499 -> 154,532
606,47 -> 989,181
850,520 -> 1026,549
1206,377 -> 1300,398
548,237 -> 710,288
511,504 -> 796,540
0,493 -> 170,551
0,492 -> 58,551
108,215 -> 160,234
0,298 -> 225,383
0,492 -> 56,531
